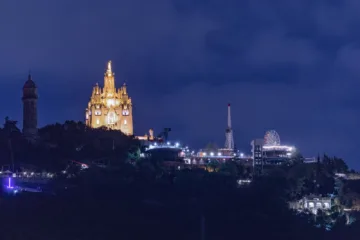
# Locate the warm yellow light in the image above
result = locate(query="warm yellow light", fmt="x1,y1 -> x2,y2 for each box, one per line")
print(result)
107,61 -> 112,76
107,111 -> 117,124
107,99 -> 115,107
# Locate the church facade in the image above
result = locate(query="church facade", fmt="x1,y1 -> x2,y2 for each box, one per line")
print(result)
85,61 -> 133,135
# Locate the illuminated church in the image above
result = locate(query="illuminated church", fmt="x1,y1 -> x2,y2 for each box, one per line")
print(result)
85,61 -> 133,135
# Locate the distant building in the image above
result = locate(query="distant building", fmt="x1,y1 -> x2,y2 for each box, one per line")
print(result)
85,61 -> 133,135
22,74 -> 38,138
251,139 -> 264,174
289,196 -> 332,215
251,130 -> 296,174
136,129 -> 157,143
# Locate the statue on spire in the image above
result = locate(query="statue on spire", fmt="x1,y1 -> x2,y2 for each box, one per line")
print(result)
106,61 -> 112,76
104,60 -> 115,94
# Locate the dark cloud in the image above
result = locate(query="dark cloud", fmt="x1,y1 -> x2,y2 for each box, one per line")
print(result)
1,0 -> 360,168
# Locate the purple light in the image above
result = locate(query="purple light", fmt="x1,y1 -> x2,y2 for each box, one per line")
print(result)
7,177 -> 13,189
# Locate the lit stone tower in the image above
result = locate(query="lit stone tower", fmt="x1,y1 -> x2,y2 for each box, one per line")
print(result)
22,74 -> 38,137
225,103 -> 234,150
85,61 -> 133,135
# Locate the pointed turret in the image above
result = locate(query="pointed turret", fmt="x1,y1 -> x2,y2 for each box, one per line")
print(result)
122,82 -> 127,95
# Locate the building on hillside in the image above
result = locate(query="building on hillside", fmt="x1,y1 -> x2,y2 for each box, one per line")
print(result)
289,196 -> 332,215
251,139 -> 264,174
85,61 -> 133,135
22,74 -> 38,138
136,129 -> 156,142
251,130 -> 296,172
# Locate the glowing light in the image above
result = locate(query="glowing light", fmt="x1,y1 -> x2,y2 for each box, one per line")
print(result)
262,145 -> 295,151
107,111 -> 117,124
175,142 -> 180,147
107,61 -> 112,76
240,153 -> 244,157
7,178 -> 13,189
122,108 -> 130,116
217,152 -> 222,156
167,142 -> 170,145
210,152 -> 214,156
203,153 -> 207,156
107,99 -> 115,107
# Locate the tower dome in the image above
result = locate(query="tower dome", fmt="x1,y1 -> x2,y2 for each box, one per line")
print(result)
23,74 -> 36,89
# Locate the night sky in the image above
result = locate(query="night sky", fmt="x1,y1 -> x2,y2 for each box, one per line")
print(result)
1,0 -> 360,168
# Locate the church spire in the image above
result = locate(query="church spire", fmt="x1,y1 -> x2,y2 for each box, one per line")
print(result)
104,60 -> 115,93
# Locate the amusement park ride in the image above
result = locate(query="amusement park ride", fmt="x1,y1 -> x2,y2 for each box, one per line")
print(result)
142,104 -> 247,165
142,105 -> 296,168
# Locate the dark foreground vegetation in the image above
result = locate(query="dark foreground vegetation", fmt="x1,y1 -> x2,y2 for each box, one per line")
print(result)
0,119 -> 359,239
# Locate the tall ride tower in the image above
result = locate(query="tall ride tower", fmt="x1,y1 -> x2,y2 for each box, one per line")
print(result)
22,74 -> 38,137
225,103 -> 234,150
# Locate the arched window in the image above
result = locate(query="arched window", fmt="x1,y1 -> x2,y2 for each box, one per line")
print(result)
107,112 -> 117,124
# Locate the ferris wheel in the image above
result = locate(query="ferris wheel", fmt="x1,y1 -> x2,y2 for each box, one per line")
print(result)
264,130 -> 281,146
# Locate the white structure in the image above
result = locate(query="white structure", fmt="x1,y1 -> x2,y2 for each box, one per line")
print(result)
289,196 -> 332,215
251,139 -> 264,167
225,103 -> 234,150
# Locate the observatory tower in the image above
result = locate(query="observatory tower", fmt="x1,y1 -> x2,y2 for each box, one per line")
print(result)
225,103 -> 234,150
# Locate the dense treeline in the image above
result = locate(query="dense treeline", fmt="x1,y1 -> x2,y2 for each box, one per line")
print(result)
0,155 -> 359,239
0,118 -> 360,239
0,118 -> 138,171
0,166 -> 326,240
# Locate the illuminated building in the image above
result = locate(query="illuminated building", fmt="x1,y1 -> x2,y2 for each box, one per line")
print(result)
136,129 -> 155,141
251,138 -> 264,169
251,130 -> 296,173
22,74 -> 38,137
85,61 -> 133,135
289,196 -> 332,215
